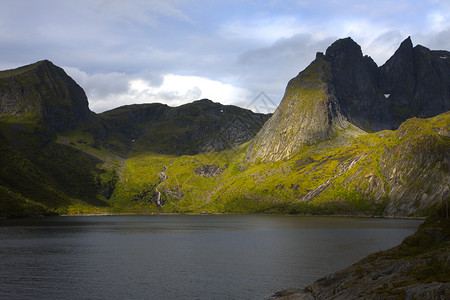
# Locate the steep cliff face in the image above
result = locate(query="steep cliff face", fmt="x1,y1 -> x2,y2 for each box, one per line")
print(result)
245,54 -> 352,163
380,37 -> 450,128
325,38 -> 388,131
380,113 -> 450,216
328,36 -> 450,131
0,60 -> 93,132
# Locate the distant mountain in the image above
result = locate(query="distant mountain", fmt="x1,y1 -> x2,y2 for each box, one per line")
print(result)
93,99 -> 270,156
0,60 -> 270,216
0,60 -> 270,156
246,37 -> 450,163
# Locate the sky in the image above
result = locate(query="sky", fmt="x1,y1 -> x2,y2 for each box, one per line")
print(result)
1,0 -> 449,113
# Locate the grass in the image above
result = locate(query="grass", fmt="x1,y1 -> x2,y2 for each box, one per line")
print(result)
80,111 -> 447,216
1,92 -> 448,217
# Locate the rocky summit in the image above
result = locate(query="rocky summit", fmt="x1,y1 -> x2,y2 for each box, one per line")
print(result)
246,37 -> 450,163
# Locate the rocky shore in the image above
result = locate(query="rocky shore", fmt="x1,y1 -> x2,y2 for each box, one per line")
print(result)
272,215 -> 450,299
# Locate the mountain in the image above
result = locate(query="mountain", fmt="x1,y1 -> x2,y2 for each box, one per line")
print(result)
93,99 -> 270,156
326,36 -> 449,131
0,60 -> 270,216
244,51 -> 354,163
0,37 -> 449,218
246,37 -> 450,163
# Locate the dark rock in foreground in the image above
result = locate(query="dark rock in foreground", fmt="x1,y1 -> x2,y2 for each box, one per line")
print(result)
272,217 -> 450,299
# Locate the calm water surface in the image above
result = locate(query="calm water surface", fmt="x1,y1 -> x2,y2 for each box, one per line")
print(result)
0,215 -> 421,299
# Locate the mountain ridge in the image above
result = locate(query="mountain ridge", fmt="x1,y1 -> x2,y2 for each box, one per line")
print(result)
0,36 -> 449,218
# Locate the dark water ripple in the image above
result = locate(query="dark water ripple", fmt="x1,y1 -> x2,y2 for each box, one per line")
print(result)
0,215 -> 421,299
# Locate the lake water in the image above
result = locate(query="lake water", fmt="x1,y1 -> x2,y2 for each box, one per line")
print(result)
0,215 -> 421,299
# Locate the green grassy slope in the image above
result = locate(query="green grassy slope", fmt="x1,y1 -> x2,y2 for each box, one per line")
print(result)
63,111 -> 446,217
0,120 -> 117,216
1,109 -> 447,217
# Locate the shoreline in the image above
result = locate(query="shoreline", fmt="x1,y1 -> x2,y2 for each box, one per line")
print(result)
272,216 -> 450,299
57,212 -> 426,220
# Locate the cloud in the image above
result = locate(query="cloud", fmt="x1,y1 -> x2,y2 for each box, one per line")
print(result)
65,67 -> 130,98
1,0 -> 450,113
93,0 -> 192,25
363,31 -> 405,65
236,34 -> 336,103
221,16 -> 305,43
419,28 -> 450,51
64,67 -> 251,113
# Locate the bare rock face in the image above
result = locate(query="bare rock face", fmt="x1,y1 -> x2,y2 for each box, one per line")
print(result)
379,113 -> 450,216
325,37 -> 388,131
245,55 -> 350,163
326,36 -> 450,131
0,60 -> 93,132
194,164 -> 224,178
380,37 -> 450,127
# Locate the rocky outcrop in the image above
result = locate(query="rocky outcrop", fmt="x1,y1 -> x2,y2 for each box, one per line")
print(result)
380,37 -> 450,127
327,36 -> 450,131
325,38 -> 388,131
194,164 -> 224,178
273,217 -> 450,299
0,60 -> 94,132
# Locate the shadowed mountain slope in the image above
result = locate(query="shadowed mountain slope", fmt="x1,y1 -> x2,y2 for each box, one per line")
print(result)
0,60 -> 94,132
94,99 -> 270,156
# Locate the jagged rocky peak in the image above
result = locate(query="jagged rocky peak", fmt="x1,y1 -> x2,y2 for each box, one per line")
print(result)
245,37 -> 375,163
325,37 -> 364,62
246,36 -> 450,163
380,37 -> 450,123
324,37 -> 385,131
0,59 -> 93,132
322,35 -> 449,131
